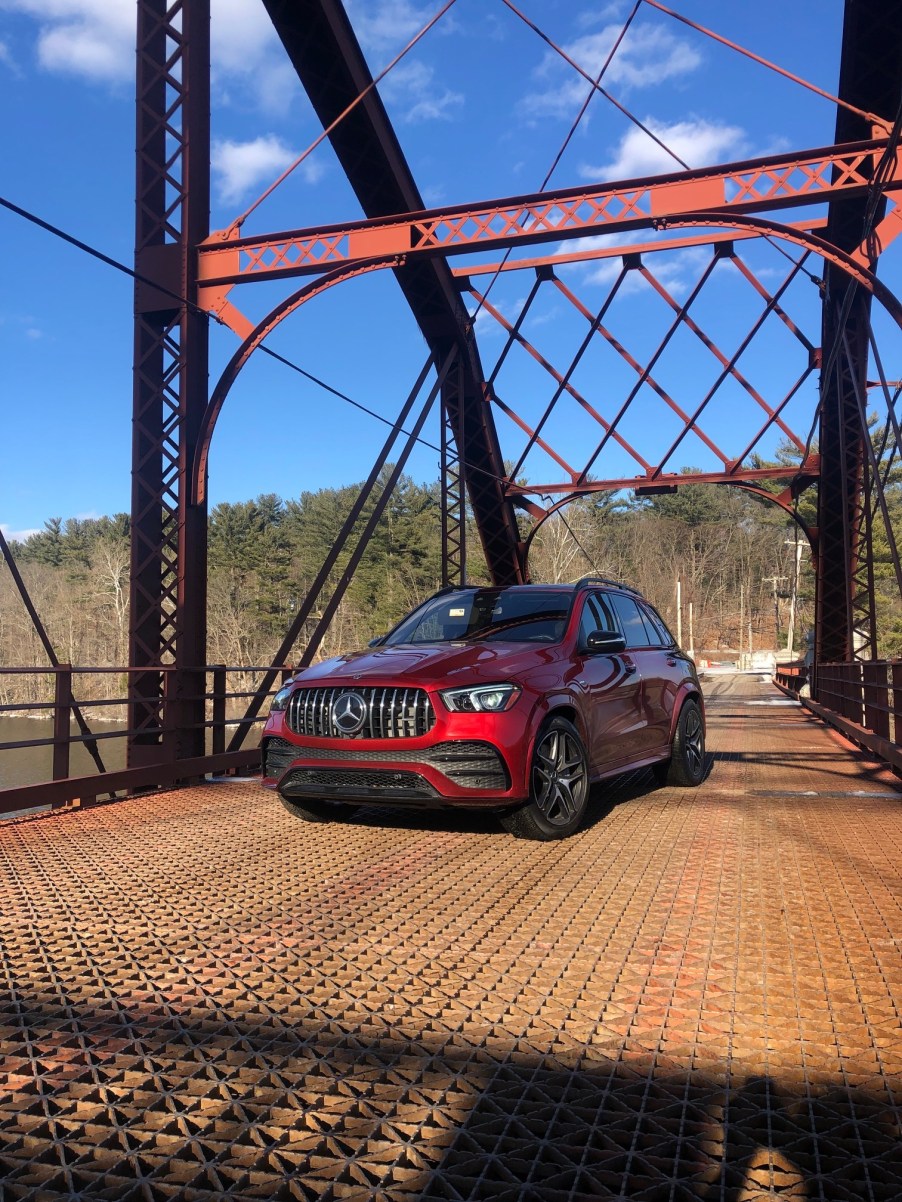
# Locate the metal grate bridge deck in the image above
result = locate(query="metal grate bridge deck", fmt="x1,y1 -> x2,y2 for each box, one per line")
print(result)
2,673 -> 902,1200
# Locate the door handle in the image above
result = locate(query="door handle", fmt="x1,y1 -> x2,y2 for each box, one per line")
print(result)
666,657 -> 677,666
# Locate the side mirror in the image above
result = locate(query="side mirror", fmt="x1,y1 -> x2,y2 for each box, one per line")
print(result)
585,629 -> 626,655
368,635 -> 385,648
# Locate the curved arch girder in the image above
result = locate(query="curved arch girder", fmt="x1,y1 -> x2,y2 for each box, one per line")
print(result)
192,258 -> 392,505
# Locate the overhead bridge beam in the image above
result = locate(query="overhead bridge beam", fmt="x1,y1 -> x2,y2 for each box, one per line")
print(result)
199,139 -> 900,286
257,0 -> 525,585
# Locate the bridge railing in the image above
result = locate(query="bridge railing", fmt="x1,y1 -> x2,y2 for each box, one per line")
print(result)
0,664 -> 287,817
773,663 -> 806,696
775,659 -> 902,776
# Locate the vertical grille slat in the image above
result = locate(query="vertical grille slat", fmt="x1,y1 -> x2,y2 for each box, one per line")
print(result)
285,687 -> 435,739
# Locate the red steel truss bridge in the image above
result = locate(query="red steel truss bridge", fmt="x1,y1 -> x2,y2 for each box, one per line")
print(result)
4,7 -> 902,1201
3,0 -> 901,808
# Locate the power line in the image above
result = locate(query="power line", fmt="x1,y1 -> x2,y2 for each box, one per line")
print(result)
0,191 -> 448,455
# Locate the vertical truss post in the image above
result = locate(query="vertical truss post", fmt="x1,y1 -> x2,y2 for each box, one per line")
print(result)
813,0 -> 902,677
440,359 -> 467,586
129,0 -> 210,766
815,293 -> 871,664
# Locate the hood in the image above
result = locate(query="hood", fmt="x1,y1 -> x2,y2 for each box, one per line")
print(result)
292,641 -> 559,687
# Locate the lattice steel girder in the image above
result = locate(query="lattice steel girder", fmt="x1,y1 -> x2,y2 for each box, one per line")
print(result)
198,140 -> 901,286
441,361 -> 467,589
505,463 -> 817,499
815,0 -> 902,667
258,0 -> 524,585
129,0 -> 210,764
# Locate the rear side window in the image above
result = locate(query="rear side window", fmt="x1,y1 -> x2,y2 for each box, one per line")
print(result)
609,593 -> 653,649
641,603 -> 674,647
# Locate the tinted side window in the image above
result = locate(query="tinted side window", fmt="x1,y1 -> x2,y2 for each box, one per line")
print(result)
637,604 -> 666,647
609,593 -> 650,649
578,597 -> 602,645
641,603 -> 675,646
578,603 -> 595,648
578,594 -> 618,647
590,593 -> 617,630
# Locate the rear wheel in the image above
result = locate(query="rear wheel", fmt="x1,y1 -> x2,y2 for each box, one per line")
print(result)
654,698 -> 705,787
279,795 -> 359,823
501,717 -> 589,840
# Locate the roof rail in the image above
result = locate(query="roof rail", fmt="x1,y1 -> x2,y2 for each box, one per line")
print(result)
573,575 -> 644,597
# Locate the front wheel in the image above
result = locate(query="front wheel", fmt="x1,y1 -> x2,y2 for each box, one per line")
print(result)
501,717 -> 589,840
654,698 -> 706,787
279,795 -> 359,823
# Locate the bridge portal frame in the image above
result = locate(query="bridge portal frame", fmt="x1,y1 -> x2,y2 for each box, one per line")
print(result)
128,0 -> 902,765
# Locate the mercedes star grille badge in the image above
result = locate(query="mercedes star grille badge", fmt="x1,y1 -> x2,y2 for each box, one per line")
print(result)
332,691 -> 367,735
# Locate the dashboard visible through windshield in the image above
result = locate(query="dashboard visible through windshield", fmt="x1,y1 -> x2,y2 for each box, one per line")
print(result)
383,588 -> 572,645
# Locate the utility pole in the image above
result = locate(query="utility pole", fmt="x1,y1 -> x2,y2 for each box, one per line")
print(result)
763,576 -> 788,649
740,579 -> 750,663
784,538 -> 805,658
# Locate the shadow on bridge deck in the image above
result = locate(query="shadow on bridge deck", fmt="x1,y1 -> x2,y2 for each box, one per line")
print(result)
1,673 -> 901,1200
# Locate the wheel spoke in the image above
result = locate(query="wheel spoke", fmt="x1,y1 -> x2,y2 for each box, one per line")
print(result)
552,784 -> 575,822
683,710 -> 704,775
534,730 -> 586,825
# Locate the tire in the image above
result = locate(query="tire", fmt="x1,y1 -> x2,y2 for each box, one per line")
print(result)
655,698 -> 705,787
501,716 -> 590,840
279,795 -> 359,823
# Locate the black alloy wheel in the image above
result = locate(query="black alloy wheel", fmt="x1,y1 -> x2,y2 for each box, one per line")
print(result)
501,716 -> 589,840
655,698 -> 706,787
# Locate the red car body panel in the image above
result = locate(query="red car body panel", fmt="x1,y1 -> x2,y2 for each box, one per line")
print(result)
261,584 -> 704,810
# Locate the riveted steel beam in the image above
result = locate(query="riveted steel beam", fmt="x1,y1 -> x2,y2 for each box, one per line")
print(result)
130,0 -> 210,765
198,140 -> 898,285
257,0 -> 524,584
815,0 -> 902,668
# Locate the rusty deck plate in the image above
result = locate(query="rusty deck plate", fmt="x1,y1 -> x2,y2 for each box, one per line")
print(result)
2,673 -> 902,1200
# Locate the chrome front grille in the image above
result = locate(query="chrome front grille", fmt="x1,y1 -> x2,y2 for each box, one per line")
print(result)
285,686 -> 435,739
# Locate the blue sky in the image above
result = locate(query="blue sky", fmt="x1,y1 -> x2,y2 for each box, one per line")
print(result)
1,0 -> 896,541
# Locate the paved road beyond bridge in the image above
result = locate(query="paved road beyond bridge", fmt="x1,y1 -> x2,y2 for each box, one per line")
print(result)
2,673 -> 902,1200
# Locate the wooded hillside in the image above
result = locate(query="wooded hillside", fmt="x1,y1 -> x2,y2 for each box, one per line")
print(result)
2,468 -> 842,707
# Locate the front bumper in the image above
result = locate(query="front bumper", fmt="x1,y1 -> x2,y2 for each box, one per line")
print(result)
261,705 -> 536,808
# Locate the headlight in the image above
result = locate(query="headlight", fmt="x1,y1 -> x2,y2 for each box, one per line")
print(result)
270,685 -> 294,712
439,683 -> 520,713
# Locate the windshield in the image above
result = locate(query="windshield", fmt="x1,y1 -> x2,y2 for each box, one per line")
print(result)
383,588 -> 572,645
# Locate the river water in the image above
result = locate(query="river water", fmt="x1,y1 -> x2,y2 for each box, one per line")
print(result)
0,717 -> 127,791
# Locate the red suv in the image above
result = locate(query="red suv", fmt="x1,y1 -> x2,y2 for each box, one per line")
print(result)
261,578 -> 705,840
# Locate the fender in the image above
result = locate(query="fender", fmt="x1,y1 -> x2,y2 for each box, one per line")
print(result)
519,688 -> 586,774
668,683 -> 705,742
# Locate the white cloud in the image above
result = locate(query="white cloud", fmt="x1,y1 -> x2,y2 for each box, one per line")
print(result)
1,524 -> 41,542
343,0 -> 461,122
586,245 -> 710,295
345,0 -> 450,54
0,0 -> 278,85
551,232 -> 714,298
0,0 -> 134,82
582,117 -> 747,180
576,4 -> 626,30
379,59 -> 462,123
212,135 -> 323,205
210,0 -> 278,75
524,22 -> 701,119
